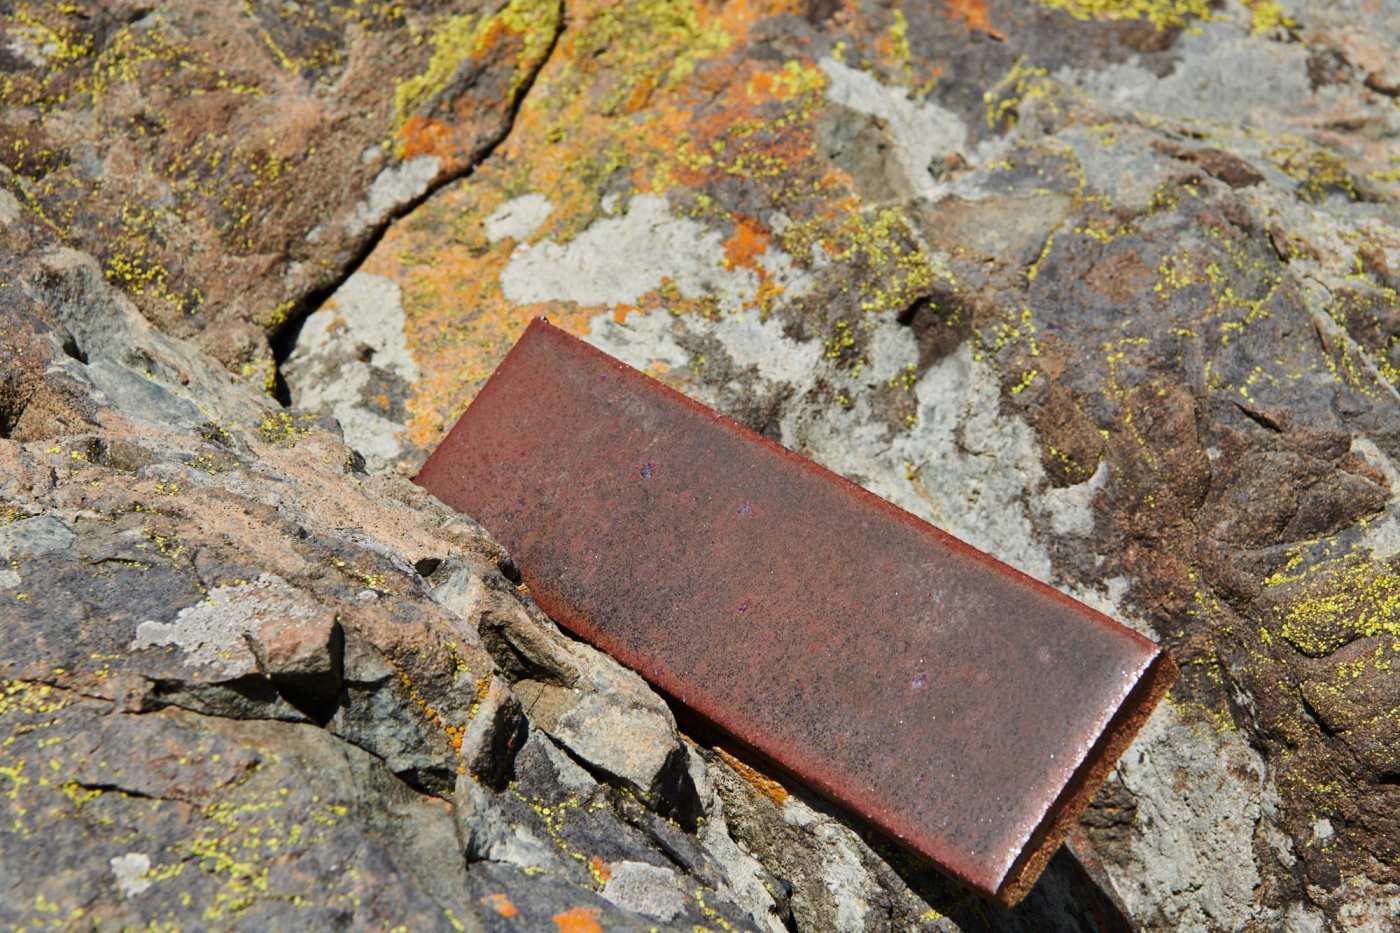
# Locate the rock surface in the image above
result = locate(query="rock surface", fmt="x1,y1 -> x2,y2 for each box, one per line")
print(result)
5,0 -> 1400,929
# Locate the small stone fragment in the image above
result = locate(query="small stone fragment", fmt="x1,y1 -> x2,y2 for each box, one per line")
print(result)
458,675 -> 527,789
253,606 -> 344,711
601,861 -> 688,922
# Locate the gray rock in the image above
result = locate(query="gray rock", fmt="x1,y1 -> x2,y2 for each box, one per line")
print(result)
453,769 -> 566,874
484,602 -> 703,825
282,272 -> 420,472
0,514 -> 75,560
602,860 -> 688,921
457,675 -> 527,789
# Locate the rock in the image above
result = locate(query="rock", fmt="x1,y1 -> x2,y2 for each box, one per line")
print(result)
476,596 -> 703,825
253,604 -> 344,714
454,770 -> 566,874
281,272 -> 420,471
602,860 -> 688,921
0,515 -> 76,560
7,0 -> 1400,928
457,675 -> 527,789
0,207 -> 781,928
0,0 -> 562,379
477,591 -> 580,686
0,696 -> 480,930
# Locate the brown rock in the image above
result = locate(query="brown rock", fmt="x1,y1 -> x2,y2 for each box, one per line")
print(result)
254,606 -> 344,711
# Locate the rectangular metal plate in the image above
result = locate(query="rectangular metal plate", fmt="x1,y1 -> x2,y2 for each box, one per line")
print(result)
416,318 -> 1176,905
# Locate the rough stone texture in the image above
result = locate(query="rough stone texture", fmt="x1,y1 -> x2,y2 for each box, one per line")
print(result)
6,0 -> 1400,929
0,0 -> 561,383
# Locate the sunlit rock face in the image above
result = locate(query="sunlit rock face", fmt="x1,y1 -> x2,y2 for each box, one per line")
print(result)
5,0 -> 1400,928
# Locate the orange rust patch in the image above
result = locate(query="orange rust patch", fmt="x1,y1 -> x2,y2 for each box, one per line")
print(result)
480,892 -> 519,918
716,746 -> 789,805
723,216 -> 770,271
398,115 -> 454,162
552,906 -> 603,933
946,0 -> 1005,39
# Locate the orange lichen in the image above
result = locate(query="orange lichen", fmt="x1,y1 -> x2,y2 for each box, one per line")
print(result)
552,906 -> 603,933
392,666 -> 464,750
947,0 -> 1006,39
364,0 -> 919,456
369,0 -> 811,449
397,116 -> 453,161
588,854 -> 612,884
480,892 -> 519,917
723,216 -> 771,271
716,747 -> 789,805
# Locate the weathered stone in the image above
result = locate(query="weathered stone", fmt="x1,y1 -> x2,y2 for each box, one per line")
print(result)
253,603 -> 344,713
0,0 -> 562,382
484,600 -> 704,825
602,860 -> 688,921
0,695 -> 481,930
282,272 -> 421,471
457,675 -> 527,789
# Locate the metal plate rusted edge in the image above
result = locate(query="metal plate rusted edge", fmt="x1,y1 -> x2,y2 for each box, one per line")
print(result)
416,318 -> 1177,905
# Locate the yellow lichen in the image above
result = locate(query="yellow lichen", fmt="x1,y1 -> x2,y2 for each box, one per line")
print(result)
1241,0 -> 1294,33
395,0 -> 559,135
1034,0 -> 1213,30
1272,559 -> 1400,657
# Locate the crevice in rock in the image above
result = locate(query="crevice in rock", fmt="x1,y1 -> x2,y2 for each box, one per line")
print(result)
68,781 -> 171,804
59,331 -> 87,364
1234,401 -> 1286,433
268,0 -> 567,409
136,676 -> 459,798
394,767 -> 438,797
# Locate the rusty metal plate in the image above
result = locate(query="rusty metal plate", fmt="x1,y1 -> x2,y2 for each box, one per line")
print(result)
416,318 -> 1176,905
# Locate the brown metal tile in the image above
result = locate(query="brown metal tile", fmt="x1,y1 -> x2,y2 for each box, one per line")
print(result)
416,318 -> 1176,906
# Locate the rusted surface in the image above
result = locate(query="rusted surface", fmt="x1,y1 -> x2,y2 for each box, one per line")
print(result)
416,318 -> 1177,905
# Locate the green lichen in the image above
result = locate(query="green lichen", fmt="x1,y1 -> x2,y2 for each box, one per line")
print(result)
984,57 -> 1059,130
806,208 -> 936,317
1242,0 -> 1295,33
886,10 -> 913,87
395,13 -> 483,122
255,411 -> 316,447
1266,145 -> 1361,204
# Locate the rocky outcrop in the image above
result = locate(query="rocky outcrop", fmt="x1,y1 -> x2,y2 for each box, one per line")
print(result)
5,0 -> 1400,929
2,0 -> 560,380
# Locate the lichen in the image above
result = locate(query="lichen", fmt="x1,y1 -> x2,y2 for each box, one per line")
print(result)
566,0 -> 733,114
1241,0 -> 1295,33
394,0 -> 561,132
984,57 -> 1059,130
1269,559 -> 1400,657
255,411 -> 316,447
1034,0 -> 1213,30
